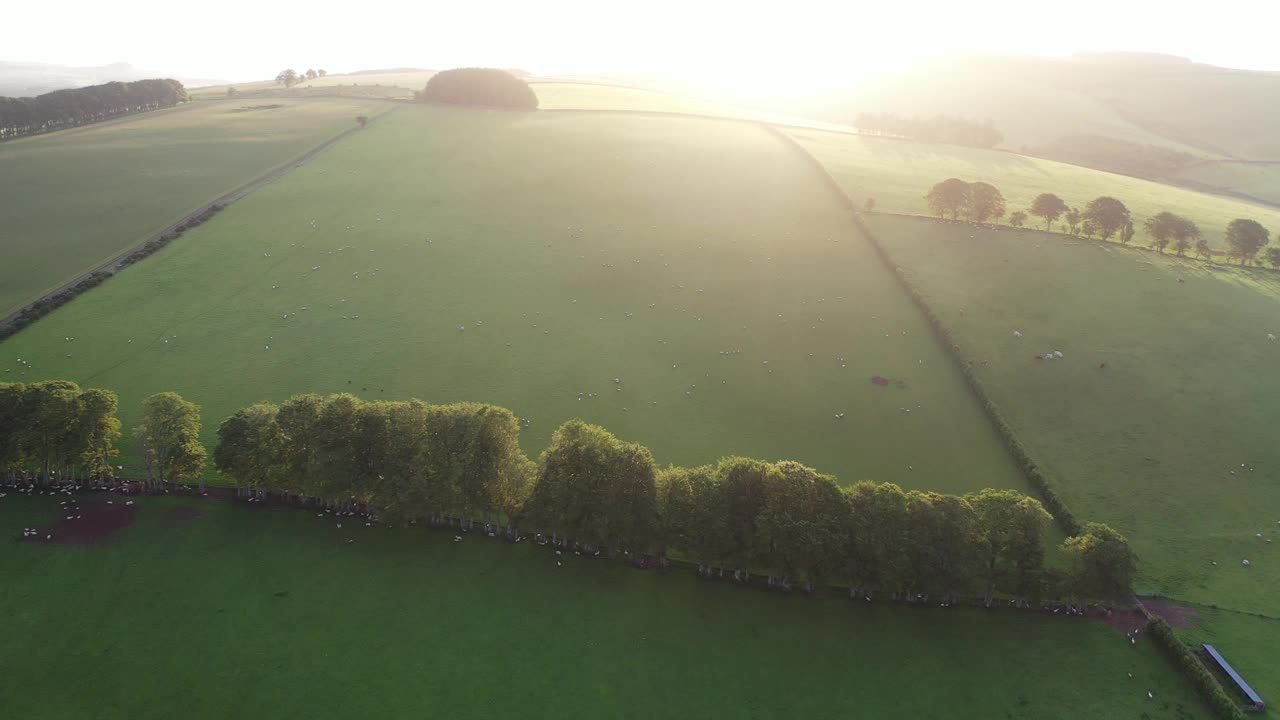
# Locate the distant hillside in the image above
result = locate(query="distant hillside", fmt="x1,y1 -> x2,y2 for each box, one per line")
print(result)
808,55 -> 1280,162
0,61 -> 224,97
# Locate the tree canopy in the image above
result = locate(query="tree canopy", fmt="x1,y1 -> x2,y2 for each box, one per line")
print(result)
0,79 -> 187,139
1028,193 -> 1069,231
0,381 -> 121,483
925,178 -> 971,219
1083,197 -> 1131,241
965,182 -> 1006,223
1143,212 -> 1201,255
135,392 -> 207,489
1062,523 -> 1137,603
415,68 -> 539,110
1224,218 -> 1270,265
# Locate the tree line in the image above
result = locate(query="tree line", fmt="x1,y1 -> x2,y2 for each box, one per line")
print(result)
854,112 -> 1002,149
0,79 -> 188,140
274,68 -> 328,88
212,392 -> 1134,603
1,383 -> 1138,603
923,179 -> 1277,267
1,381 -> 205,491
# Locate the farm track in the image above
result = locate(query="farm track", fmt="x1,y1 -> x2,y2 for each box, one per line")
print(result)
0,106 -> 397,330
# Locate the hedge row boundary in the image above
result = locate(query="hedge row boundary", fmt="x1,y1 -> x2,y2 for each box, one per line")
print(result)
0,203 -> 224,343
1147,617 -> 1251,720
0,109 -> 390,343
762,123 -> 1082,536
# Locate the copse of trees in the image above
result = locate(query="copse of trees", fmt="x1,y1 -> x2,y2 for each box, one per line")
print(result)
854,112 -> 1002,149
414,68 -> 539,110
216,394 -> 536,527
0,381 -> 121,483
1143,212 -> 1202,255
924,178 -> 1005,222
0,78 -> 187,139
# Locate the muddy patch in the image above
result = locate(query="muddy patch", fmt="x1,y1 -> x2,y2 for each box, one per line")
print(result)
1142,597 -> 1199,629
19,499 -> 137,545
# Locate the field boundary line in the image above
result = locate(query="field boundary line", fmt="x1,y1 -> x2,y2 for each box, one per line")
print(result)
0,105 -> 396,334
760,122 -> 1082,536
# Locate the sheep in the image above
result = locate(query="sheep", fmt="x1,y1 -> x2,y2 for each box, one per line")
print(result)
1243,559 -> 1251,566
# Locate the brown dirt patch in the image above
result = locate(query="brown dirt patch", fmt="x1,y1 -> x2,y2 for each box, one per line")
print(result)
159,506 -> 203,525
1142,597 -> 1199,629
1098,606 -> 1149,635
21,499 -> 137,545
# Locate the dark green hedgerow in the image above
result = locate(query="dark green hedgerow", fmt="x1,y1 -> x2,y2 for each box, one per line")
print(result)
762,123 -> 1081,536
1147,617 -> 1249,720
0,203 -> 225,343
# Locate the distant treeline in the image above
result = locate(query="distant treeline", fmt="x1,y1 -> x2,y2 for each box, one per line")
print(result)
0,78 -> 188,139
921,178 -> 1278,267
854,112 -> 1002,149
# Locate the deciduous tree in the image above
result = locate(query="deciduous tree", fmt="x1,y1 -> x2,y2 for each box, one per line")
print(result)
1062,522 -> 1137,602
1064,207 -> 1082,235
1083,196 -> 1131,241
964,181 -> 1006,223
925,178 -> 970,219
1028,193 -> 1069,231
1224,218 -> 1270,265
135,392 -> 207,490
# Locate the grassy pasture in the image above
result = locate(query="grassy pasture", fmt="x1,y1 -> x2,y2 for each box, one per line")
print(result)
793,129 -> 1280,249
861,213 -> 1280,618
0,493 -> 1210,719
190,71 -> 435,99
1166,161 -> 1280,208
1,105 -> 1021,496
1175,603 -> 1280,716
0,97 -> 390,317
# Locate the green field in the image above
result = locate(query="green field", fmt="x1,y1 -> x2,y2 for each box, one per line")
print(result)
1175,603 -> 1280,717
861,213 -> 1280,618
190,71 -> 435,99
0,105 -> 1022,495
1166,161 -> 1280,208
793,129 -> 1280,249
0,493 -> 1210,719
0,97 -> 390,316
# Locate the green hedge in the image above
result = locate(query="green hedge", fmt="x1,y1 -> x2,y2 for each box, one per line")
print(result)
0,202 -> 225,342
1147,617 -> 1248,720
761,123 -> 1081,537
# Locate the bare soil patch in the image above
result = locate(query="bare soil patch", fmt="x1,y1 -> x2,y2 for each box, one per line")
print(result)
1143,597 -> 1199,629
20,499 -> 137,545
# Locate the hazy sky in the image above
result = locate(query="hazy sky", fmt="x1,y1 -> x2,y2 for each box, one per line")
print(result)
12,0 -> 1280,92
